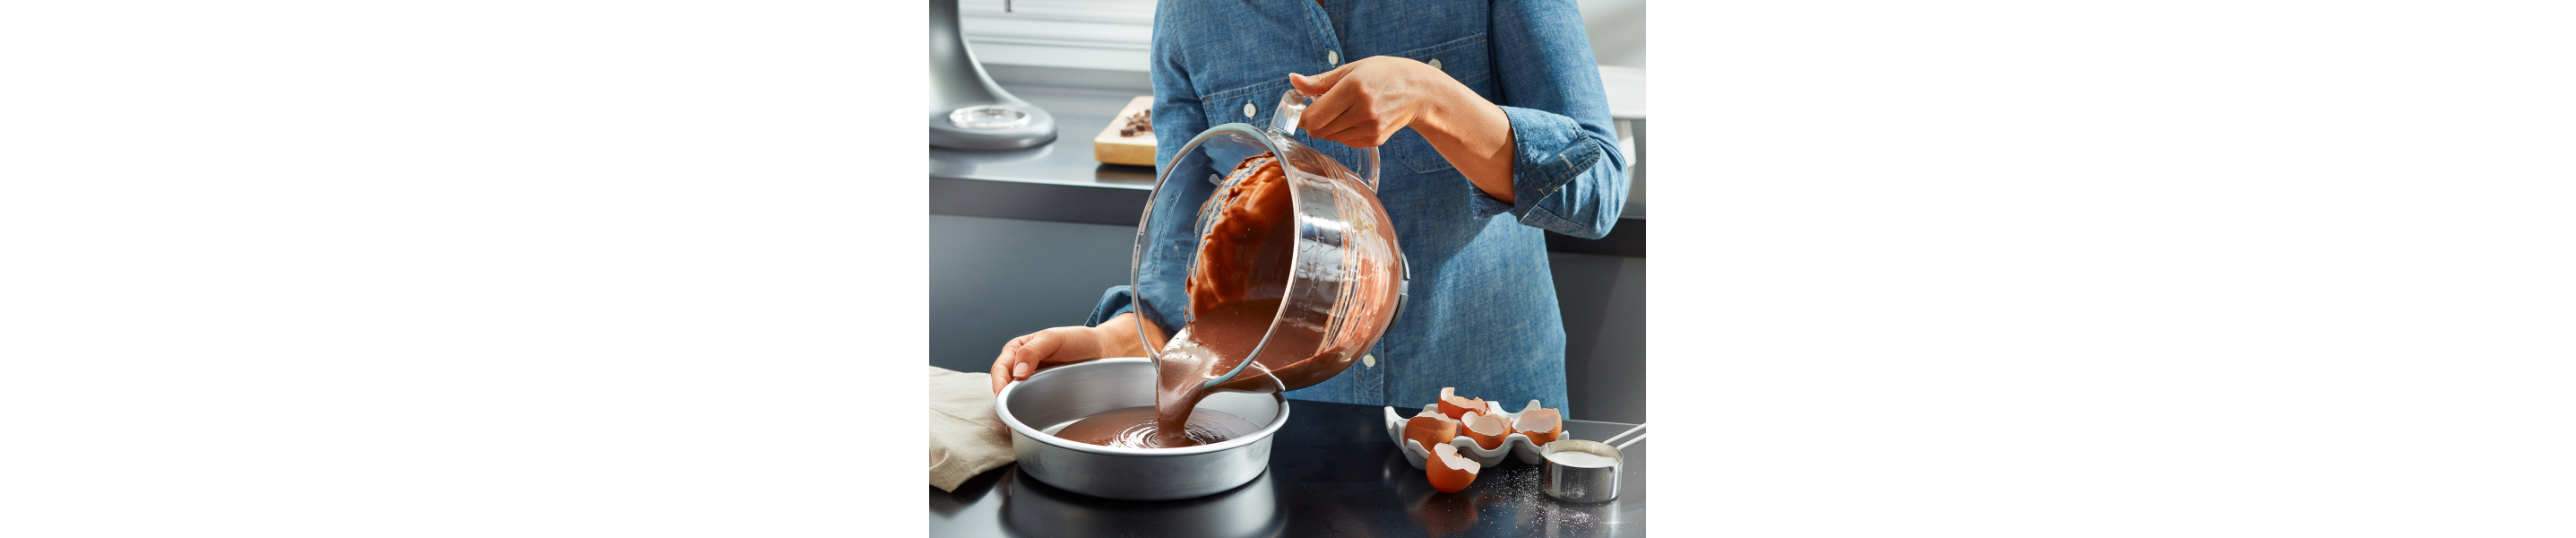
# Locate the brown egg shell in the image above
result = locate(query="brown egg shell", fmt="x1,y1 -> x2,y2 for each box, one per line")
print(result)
1435,387 -> 1483,421
1458,411 -> 1512,450
1402,412 -> 1459,452
1513,407 -> 1564,445
1425,443 -> 1480,493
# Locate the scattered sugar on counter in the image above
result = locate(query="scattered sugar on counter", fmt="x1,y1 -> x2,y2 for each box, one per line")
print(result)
1490,465 -> 1546,502
1545,451 -> 1619,468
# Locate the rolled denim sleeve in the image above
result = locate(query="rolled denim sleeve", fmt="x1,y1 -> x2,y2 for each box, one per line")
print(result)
1472,0 -> 1629,239
1088,285 -> 1136,327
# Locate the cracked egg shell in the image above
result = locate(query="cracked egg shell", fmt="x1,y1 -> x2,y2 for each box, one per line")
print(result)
1436,387 -> 1484,421
1514,407 -> 1563,445
1426,443 -> 1480,493
1403,412 -> 1459,452
1459,411 -> 1512,450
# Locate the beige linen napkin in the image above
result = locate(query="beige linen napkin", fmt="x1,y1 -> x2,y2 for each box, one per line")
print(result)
929,366 -> 1015,491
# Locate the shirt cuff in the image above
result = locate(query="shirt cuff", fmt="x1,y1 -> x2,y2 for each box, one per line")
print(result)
1087,285 -> 1135,327
1492,105 -> 1608,228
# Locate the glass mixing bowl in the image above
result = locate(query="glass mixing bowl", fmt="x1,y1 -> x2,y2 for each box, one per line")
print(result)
1130,89 -> 1410,395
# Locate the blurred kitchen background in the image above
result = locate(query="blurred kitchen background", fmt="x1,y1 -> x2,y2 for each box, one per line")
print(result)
927,0 -> 1648,423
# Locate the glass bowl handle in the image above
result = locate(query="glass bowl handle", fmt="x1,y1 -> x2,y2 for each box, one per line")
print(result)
1271,89 -> 1382,191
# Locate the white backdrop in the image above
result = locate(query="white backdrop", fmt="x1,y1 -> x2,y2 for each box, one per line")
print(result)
959,0 -> 1646,72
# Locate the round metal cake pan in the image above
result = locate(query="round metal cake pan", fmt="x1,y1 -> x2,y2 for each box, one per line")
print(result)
995,358 -> 1290,500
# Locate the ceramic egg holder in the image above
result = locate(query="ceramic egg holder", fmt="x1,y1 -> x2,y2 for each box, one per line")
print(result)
1381,401 -> 1564,470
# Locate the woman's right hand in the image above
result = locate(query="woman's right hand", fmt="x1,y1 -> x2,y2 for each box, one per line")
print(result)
989,312 -> 1157,394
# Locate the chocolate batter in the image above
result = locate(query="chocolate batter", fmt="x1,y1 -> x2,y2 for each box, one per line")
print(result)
1186,154 -> 1297,317
1061,152 -> 1385,448
1052,405 -> 1261,449
1154,154 -> 1317,447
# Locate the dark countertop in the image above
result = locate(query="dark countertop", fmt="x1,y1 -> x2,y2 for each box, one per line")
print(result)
929,400 -> 1645,538
930,84 -> 1645,258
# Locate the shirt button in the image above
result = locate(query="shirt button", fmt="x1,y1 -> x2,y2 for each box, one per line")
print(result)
1243,102 -> 1256,117
1327,50 -> 1340,65
1363,353 -> 1375,368
1428,58 -> 1442,71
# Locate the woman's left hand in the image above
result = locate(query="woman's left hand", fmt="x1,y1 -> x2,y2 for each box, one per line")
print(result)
1291,56 -> 1519,203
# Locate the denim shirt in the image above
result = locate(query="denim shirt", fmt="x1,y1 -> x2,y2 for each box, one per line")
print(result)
1088,0 -> 1626,414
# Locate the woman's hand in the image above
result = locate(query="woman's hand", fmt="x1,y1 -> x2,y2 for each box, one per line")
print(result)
1291,56 -> 1518,203
1289,56 -> 1449,149
988,312 -> 1159,394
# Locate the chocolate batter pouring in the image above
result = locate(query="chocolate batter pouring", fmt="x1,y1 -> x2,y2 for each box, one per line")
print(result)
1059,153 -> 1340,448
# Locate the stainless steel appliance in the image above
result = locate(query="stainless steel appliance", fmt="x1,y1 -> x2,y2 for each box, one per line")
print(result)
928,0 -> 1055,150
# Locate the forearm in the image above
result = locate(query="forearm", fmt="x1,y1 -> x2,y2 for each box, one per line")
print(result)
1464,0 -> 1628,239
1092,312 -> 1164,357
1415,84 -> 1519,204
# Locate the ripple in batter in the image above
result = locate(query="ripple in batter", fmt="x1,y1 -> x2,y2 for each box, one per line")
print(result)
1054,405 -> 1261,449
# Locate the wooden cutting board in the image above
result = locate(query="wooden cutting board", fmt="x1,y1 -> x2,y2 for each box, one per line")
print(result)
1092,95 -> 1156,166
